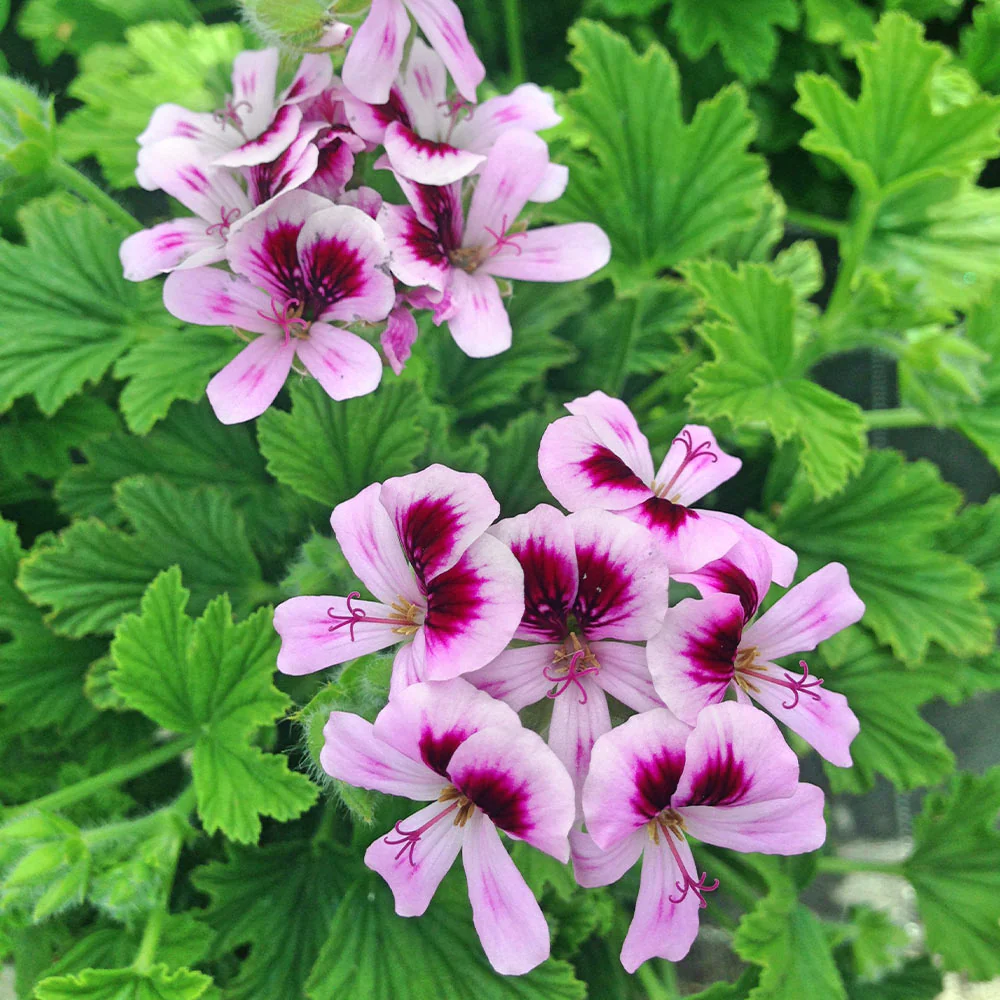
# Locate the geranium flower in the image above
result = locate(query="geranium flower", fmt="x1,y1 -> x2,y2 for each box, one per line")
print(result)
162,189 -> 394,423
539,391 -> 798,577
342,0 -> 484,106
138,49 -> 333,171
322,679 -> 574,974
647,537 -> 863,766
274,466 -> 524,693
344,39 -> 565,194
379,129 -> 610,358
295,84 -> 369,201
572,703 -> 825,971
467,504 -> 668,807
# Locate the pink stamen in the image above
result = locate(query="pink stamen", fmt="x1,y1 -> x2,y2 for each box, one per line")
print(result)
438,94 -> 474,143
205,206 -> 242,239
485,214 -> 527,258
257,297 -> 309,346
383,800 -> 461,866
543,649 -> 600,705
659,429 -> 719,496
326,592 -> 413,642
739,659 -> 825,710
663,827 -> 719,909
213,98 -> 253,134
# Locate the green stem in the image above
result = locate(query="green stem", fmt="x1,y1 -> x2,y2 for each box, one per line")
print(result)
862,407 -> 927,430
605,289 -> 648,398
133,906 -> 168,974
817,855 -> 906,877
502,0 -> 526,84
48,159 -> 142,234
636,962 -> 679,1000
825,190 -> 881,322
785,208 -> 847,239
3,739 -> 194,821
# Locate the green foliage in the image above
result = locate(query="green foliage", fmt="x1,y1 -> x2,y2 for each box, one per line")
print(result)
34,965 -> 213,1000
0,76 -> 56,191
110,569 -> 317,842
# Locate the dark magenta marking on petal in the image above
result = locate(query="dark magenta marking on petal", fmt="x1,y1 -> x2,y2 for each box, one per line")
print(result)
396,127 -> 463,162
154,231 -> 189,252
698,559 -> 760,623
634,496 -> 699,537
681,604 -> 742,687
455,766 -> 530,837
400,208 -> 451,270
631,748 -> 686,818
239,103 -> 298,151
678,744 -> 751,807
250,218 -> 304,301
573,543 -> 635,636
412,183 -> 463,253
418,726 -> 470,776
508,536 -> 574,640
395,495 -> 462,584
579,445 -> 648,494
299,234 -> 367,318
421,551 -> 485,646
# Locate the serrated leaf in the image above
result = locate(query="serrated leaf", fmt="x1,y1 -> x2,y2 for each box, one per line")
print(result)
803,0 -> 875,57
472,411 -> 554,518
110,569 -> 316,842
937,496 -> 1000,625
836,905 -> 908,981
548,20 -> 768,291
817,629 -> 954,794
734,881 -> 847,1000
667,0 -> 800,83
258,379 -> 432,507
685,260 -> 866,497
952,288 -> 1000,471
767,449 -> 994,663
305,876 -> 587,1000
192,840 -> 350,1000
847,956 -> 942,1000
34,964 -> 212,1000
795,13 -> 1000,196
961,0 -> 1000,93
903,767 -> 1000,979
18,476 -> 264,637
0,77 -> 56,188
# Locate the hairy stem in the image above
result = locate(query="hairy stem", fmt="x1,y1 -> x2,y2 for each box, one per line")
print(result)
502,0 -> 526,84
817,855 -> 907,877
863,407 -> 928,430
48,159 -> 142,234
785,208 -> 847,239
133,906 -> 168,974
4,738 -> 194,821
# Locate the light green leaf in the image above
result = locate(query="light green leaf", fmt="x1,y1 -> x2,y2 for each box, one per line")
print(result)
818,629 -> 954,794
885,0 -> 961,22
733,880 -> 848,1000
903,767 -> 1000,979
34,964 -> 212,1000
306,876 -> 586,1000
937,496 -> 1000,625
472,411 -> 555,518
0,76 -> 56,188
803,0 -> 875,57
549,20 -> 768,291
667,0 -> 800,83
587,0 -> 666,15
766,449 -> 994,663
192,840 -> 350,1000
847,956 -> 942,1000
19,476 -> 264,637
961,0 -> 1000,93
110,569 -> 316,842
952,287 -> 1000,471
258,380 -> 432,507
795,13 -> 1000,196
836,905 -> 908,981
59,22 -> 245,188
685,260 -> 866,497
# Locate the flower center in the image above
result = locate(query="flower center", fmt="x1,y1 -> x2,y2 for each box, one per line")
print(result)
543,634 -> 600,704
326,592 -> 421,642
735,649 -> 825,710
257,297 -> 310,346
213,97 -> 253,137
647,809 -> 720,909
651,428 -> 719,501
382,786 -> 475,866
205,205 -> 242,239
448,216 -> 528,274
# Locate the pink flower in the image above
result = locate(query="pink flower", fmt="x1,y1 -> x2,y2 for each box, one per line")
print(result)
344,39 -> 566,194
295,85 -> 369,202
274,466 -> 525,693
379,129 -> 611,358
162,190 -> 394,424
647,537 -> 864,766
342,0 -> 484,106
538,391 -> 798,577
137,49 -> 333,172
573,702 -> 826,971
321,678 -> 575,974
467,504 -> 668,808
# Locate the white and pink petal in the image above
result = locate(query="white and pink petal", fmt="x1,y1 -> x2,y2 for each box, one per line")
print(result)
205,334 -> 295,424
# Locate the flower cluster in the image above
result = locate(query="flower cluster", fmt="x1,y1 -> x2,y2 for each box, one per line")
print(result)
275,392 -> 865,975
120,8 -> 610,424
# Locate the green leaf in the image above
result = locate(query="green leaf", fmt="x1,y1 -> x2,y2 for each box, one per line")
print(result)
734,879 -> 848,1000
258,380 -> 432,507
110,569 -> 316,842
34,964 -> 212,1000
0,197 -> 158,415
803,0 -> 875,57
279,531 -> 356,600
0,77 -> 56,188
961,0 -> 1000,93
886,0 -> 961,22
903,767 -> 1000,979
305,876 -> 587,999
19,476 -> 264,637
0,519 -> 100,733
847,956 -> 942,1000
59,22 -> 245,188
836,905 -> 907,981
549,20 -> 768,291
766,449 -> 994,663
937,496 -> 1000,625
685,260 -> 866,497
587,0 -> 666,15
667,0 -> 800,83
952,287 -> 1000,471
817,628 -> 955,794
192,840 -> 350,1000
472,411 -> 555,518
794,13 -> 1000,196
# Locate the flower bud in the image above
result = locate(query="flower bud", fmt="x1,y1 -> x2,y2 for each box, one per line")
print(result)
239,0 -> 367,51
